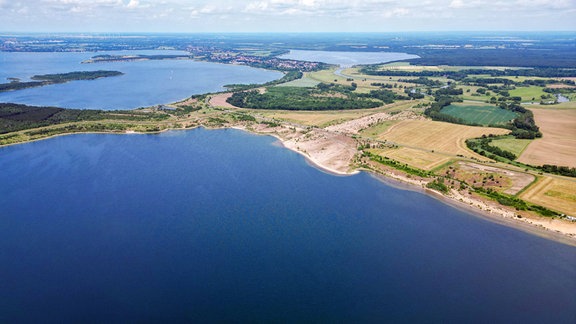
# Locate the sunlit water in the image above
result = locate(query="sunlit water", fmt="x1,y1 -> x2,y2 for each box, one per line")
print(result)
280,50 -> 419,67
0,129 -> 574,322
0,50 -> 282,110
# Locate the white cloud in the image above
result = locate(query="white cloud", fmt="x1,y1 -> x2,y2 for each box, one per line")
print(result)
2,0 -> 575,32
449,0 -> 464,8
382,7 -> 410,18
126,0 -> 139,9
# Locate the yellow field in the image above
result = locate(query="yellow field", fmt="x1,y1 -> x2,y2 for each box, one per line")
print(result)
518,108 -> 576,168
374,120 -> 509,158
258,110 -> 372,127
256,101 -> 418,127
521,176 -> 576,216
375,147 -> 453,170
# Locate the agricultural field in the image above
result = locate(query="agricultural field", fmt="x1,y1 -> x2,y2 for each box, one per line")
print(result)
377,62 -> 442,72
276,76 -> 319,88
509,86 -> 547,102
258,109 -> 377,127
490,136 -> 533,157
359,120 -> 398,138
372,120 -> 510,159
518,108 -> 576,168
520,176 -> 576,216
372,146 -> 453,170
440,103 -> 517,125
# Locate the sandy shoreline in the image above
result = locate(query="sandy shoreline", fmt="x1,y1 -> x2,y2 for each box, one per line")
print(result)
234,124 -> 576,246
3,122 -> 575,246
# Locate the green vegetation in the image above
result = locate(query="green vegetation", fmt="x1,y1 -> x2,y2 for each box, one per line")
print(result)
474,187 -> 561,218
1,70 -> 124,92
31,70 -> 124,82
539,165 -> 576,178
427,178 -> 449,193
441,104 -> 517,126
224,71 -> 303,91
490,136 -> 532,156
362,150 -> 432,178
276,76 -> 320,88
466,136 -> 518,161
509,86 -> 547,102
0,103 -> 167,134
227,85 -> 382,111
466,135 -> 576,178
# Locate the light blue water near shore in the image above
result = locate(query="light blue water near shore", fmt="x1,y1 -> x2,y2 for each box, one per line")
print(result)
0,50 -> 282,109
0,129 -> 575,323
280,50 -> 419,67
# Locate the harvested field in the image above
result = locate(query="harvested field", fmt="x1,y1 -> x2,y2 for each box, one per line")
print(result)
374,120 -> 509,159
209,93 -> 236,109
518,109 -> 576,168
521,176 -> 576,216
375,147 -> 452,170
260,110 -> 373,127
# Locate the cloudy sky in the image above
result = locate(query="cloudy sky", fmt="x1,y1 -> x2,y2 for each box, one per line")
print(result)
1,0 -> 575,32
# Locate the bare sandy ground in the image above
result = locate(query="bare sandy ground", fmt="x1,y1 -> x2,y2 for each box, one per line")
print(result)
325,111 -> 424,134
209,93 -> 237,109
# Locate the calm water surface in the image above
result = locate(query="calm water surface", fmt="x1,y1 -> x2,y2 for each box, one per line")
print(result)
0,50 -> 282,109
0,129 -> 575,323
280,50 -> 419,67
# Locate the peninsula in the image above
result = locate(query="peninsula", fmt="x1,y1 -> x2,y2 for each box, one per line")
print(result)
1,33 -> 575,245
0,70 -> 124,92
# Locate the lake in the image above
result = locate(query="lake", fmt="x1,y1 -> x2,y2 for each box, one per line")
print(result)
280,50 -> 419,67
0,50 -> 283,110
0,129 -> 574,322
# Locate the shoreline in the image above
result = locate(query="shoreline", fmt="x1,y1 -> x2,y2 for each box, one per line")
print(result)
2,123 -> 575,246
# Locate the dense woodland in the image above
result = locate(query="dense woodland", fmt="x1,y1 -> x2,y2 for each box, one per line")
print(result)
226,82 -> 411,110
0,70 -> 124,92
0,103 -> 166,134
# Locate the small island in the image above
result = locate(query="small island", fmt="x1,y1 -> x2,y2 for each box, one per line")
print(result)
0,70 -> 124,92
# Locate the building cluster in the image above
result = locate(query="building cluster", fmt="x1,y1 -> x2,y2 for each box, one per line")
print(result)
187,46 -> 323,71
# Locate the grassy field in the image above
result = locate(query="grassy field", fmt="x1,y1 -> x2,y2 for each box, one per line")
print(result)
377,62 -> 441,72
520,176 -> 576,215
441,103 -> 517,125
359,120 -> 398,138
276,76 -> 319,88
509,86 -> 547,102
373,120 -> 510,160
490,136 -> 532,157
518,108 -> 576,168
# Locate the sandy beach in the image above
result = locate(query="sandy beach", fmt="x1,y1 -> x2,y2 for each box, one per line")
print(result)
233,118 -> 576,245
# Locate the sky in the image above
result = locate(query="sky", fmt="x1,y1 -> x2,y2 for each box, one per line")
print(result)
1,0 -> 575,33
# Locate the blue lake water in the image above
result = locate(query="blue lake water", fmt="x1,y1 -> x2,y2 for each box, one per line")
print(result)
0,129 -> 575,322
0,50 -> 282,110
280,50 -> 419,67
